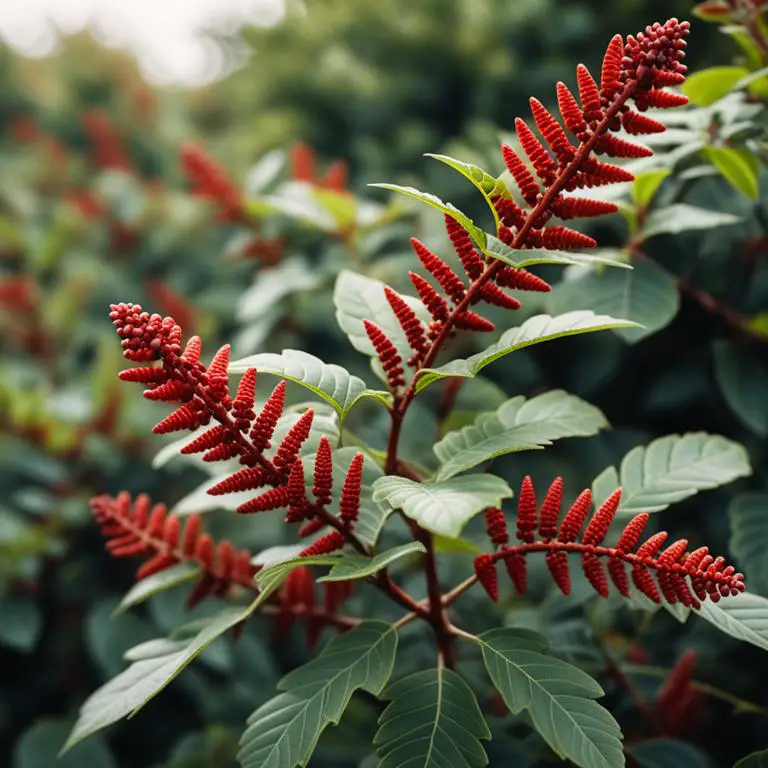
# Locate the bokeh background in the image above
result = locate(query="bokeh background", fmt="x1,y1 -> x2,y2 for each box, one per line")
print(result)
2,2 -> 765,767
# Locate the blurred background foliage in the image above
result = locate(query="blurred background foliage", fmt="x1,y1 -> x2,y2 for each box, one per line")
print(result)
2,1 -> 768,766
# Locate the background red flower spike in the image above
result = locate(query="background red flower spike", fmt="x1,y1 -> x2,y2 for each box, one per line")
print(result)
475,554 -> 499,601
299,530 -> 346,557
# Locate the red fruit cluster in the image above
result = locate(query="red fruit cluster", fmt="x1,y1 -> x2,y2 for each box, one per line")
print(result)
475,476 -> 745,608
180,142 -> 243,222
90,492 -> 257,607
82,109 -> 132,171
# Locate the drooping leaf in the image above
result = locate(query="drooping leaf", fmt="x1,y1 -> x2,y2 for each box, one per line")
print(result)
714,340 -> 768,436
318,542 -> 426,582
483,236 -> 629,269
372,474 -> 512,538
433,390 -> 608,480
229,348 -> 390,422
113,563 -> 200,616
591,432 -> 751,516
694,591 -> 768,652
682,66 -> 750,106
547,258 -> 679,344
730,493 -> 768,596
62,606 -> 252,753
239,621 -> 398,768
478,628 -> 624,768
415,311 -> 638,394
641,203 -> 741,238
369,182 -> 485,244
704,146 -> 760,199
374,667 -> 491,768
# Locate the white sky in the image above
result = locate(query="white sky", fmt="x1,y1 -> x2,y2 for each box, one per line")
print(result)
0,0 -> 285,85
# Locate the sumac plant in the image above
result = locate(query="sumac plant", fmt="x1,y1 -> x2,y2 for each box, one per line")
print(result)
63,18 -> 768,768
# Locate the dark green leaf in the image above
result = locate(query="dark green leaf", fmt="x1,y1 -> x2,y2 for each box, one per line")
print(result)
730,493 -> 768,595
714,341 -> 768,436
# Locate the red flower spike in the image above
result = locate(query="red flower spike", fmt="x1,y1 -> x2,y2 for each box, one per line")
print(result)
119,366 -> 168,384
582,488 -> 622,545
182,514 -> 201,556
484,507 -> 509,547
515,117 -> 557,184
320,160 -> 348,192
556,82 -> 589,139
622,110 -> 667,135
273,409 -> 315,471
153,404 -> 202,435
290,143 -> 315,182
203,443 -> 240,463
547,550 -> 572,595
364,320 -> 405,390
182,335 -> 203,365
539,477 -> 563,539
312,436 -> 334,506
600,34 -> 624,100
410,238 -> 466,305
632,565 -> 662,603
250,380 -> 286,452
474,554 -> 499,601
208,467 -> 268,495
163,516 -> 180,548
615,512 -> 650,552
595,134 -> 653,159
409,272 -> 451,323
637,531 -> 669,558
496,267 -> 552,293
478,282 -> 522,311
517,475 -> 537,543
645,89 -> 689,109
299,530 -> 346,557
558,489 -> 592,542
181,142 -> 243,222
583,553 -> 610,597
658,539 -> 689,566
324,581 -> 355,616
608,558 -> 630,596
551,196 -> 620,220
137,554 -> 177,580
237,487 -> 290,514
657,650 -> 700,735
287,458 -> 307,507
529,97 -> 574,161
340,453 -> 364,523
582,159 -> 636,184
577,64 -> 603,121
207,344 -> 230,383
299,515 -> 328,538
445,215 -> 486,280
384,286 -> 429,361
143,380 -> 189,402
541,226 -> 597,250
454,310 -> 495,333
233,369 -> 257,415
505,553 -> 527,595
492,196 -> 526,231
194,534 -> 215,567
501,143 -> 539,206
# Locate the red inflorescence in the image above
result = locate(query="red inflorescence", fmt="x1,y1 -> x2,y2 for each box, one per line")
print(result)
473,476 -> 744,607
180,142 -> 243,222
384,286 -> 429,365
484,507 -> 509,547
339,453 -> 364,524
364,320 -> 405,392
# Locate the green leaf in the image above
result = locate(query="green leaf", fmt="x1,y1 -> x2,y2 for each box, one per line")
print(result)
591,432 -> 751,516
372,474 -> 512,538
730,493 -> 768,595
370,183 -> 485,244
629,739 -> 709,768
547,258 -> 679,344
478,628 -> 624,768
318,542 -> 426,582
62,606 -> 251,753
704,146 -> 760,199
334,269 -> 429,383
0,596 -> 42,652
482,235 -> 630,269
229,348 -> 390,422
375,668 -> 491,768
734,749 -> 768,768
682,66 -> 750,106
433,534 -> 484,556
714,340 -> 768,436
631,170 -> 671,208
641,203 -> 741,238
239,621 -> 397,768
694,591 -> 768,652
256,554 -> 345,595
415,311 -> 638,394
113,563 -> 200,616
425,152 -> 509,231
433,390 -> 608,481
246,148 -> 286,194
16,718 -> 116,768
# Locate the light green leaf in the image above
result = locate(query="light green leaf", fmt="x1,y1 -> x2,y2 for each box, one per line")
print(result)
641,203 -> 741,238
256,554 -> 345,595
734,749 -> 768,767
318,542 -> 426,582
730,493 -> 768,595
372,474 -> 512,538
433,390 -> 608,481
237,258 -> 320,322
433,534 -> 484,556
370,182 -> 485,244
695,591 -> 768,652
62,606 -> 251,753
113,563 -> 200,616
483,236 -> 630,269
547,258 -> 679,344
239,621 -> 397,768
375,668 -> 491,768
228,349 -> 390,422
245,148 -> 286,194
425,152 -> 509,231
714,340 -> 768,436
415,311 -> 638,394
631,169 -> 671,208
682,66 -> 750,106
591,432 -> 751,516
704,146 -> 760,199
478,628 -> 624,768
